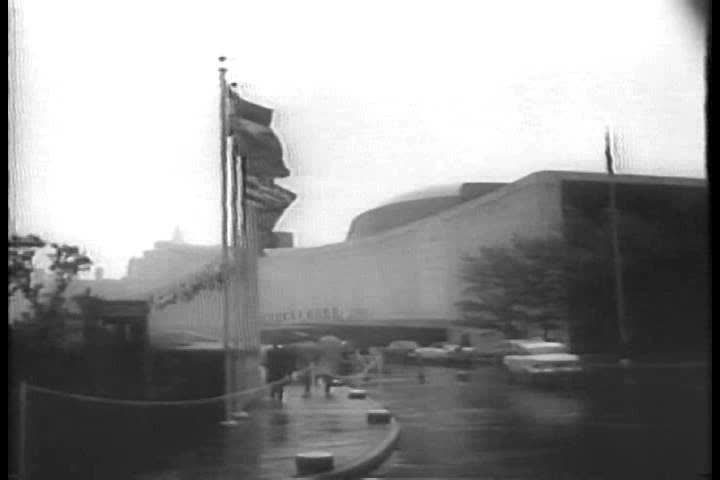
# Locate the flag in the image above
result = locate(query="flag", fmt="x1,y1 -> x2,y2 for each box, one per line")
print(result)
227,88 -> 289,178
243,175 -> 296,210
228,91 -> 273,126
604,126 -> 631,176
604,127 -> 615,176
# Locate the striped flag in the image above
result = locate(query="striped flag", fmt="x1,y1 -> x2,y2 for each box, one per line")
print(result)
227,88 -> 289,178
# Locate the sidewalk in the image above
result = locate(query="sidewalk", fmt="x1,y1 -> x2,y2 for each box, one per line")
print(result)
137,382 -> 398,480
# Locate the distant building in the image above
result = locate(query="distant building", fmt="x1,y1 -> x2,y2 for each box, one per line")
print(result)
125,241 -> 219,291
171,226 -> 185,244
94,266 -> 104,280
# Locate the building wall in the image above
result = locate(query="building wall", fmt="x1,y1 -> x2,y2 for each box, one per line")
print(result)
116,171 -> 707,354
258,172 -> 565,326
125,242 -> 219,291
147,275 -> 260,351
559,176 -> 709,353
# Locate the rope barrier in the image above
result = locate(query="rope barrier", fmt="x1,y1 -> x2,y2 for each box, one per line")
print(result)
20,356 -> 382,407
25,366 -> 312,407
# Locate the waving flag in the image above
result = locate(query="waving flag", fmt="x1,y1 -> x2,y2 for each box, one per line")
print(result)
605,126 -> 632,176
604,127 -> 616,175
227,88 -> 289,178
228,91 -> 273,126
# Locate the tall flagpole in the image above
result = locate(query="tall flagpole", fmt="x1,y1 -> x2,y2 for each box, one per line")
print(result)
218,57 -> 236,426
605,127 -> 630,358
230,84 -> 261,357
228,84 -> 243,416
229,82 -> 247,355
241,166 -> 260,354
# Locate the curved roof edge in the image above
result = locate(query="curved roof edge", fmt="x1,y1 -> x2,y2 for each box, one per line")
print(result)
264,170 -> 707,259
346,182 -> 507,240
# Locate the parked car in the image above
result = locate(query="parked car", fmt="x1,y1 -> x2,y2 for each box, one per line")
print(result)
501,340 -> 582,385
408,342 -> 454,360
383,340 -> 420,362
409,343 -> 475,363
485,338 -> 568,364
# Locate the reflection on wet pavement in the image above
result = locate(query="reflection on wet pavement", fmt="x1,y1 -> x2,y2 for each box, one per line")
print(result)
366,364 -> 709,479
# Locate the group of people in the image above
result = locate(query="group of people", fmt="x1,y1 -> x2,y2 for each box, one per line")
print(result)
261,342 -> 346,402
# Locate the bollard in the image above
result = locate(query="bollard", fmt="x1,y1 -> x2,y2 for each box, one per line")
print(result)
296,451 -> 334,475
367,409 -> 392,425
348,389 -> 367,399
456,370 -> 470,382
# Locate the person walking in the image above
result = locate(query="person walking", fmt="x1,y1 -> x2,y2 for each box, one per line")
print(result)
265,344 -> 290,402
300,360 -> 315,398
315,336 -> 344,396
416,355 -> 426,384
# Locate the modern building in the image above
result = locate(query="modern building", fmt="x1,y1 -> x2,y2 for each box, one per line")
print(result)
258,170 -> 708,353
109,170 -> 708,354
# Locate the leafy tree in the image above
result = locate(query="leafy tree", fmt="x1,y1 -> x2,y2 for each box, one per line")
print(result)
9,234 -> 93,345
456,205 -> 708,349
456,234 -> 589,340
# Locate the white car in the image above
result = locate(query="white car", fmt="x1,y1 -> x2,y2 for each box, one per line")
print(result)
383,340 -> 420,361
501,340 -> 582,384
409,343 -> 475,362
505,339 -> 569,355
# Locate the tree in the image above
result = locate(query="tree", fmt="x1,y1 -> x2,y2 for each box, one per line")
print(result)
456,204 -> 708,349
9,234 -> 93,346
456,234 -> 589,340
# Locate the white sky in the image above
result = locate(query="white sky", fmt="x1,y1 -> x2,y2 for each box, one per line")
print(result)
10,0 -> 707,278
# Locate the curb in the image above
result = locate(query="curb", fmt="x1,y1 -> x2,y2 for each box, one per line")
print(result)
304,417 -> 400,480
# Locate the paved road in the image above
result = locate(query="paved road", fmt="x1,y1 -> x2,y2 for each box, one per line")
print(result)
364,364 -> 709,479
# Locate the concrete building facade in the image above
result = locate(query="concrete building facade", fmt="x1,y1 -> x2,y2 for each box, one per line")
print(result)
259,172 -> 563,328
112,170 -> 707,354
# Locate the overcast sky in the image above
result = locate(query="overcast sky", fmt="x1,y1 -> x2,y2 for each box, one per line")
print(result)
10,0 -> 706,278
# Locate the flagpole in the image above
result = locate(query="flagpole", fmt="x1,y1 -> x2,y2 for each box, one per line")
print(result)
228,90 -> 243,416
218,57 -> 236,426
225,82 -> 288,404
229,84 -> 261,359
605,127 -> 630,359
242,178 -> 260,353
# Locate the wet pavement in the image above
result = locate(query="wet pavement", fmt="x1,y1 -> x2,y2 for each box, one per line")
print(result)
134,383 -> 393,480
20,361 -> 709,480
21,381 -> 394,480
362,363 -> 710,479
